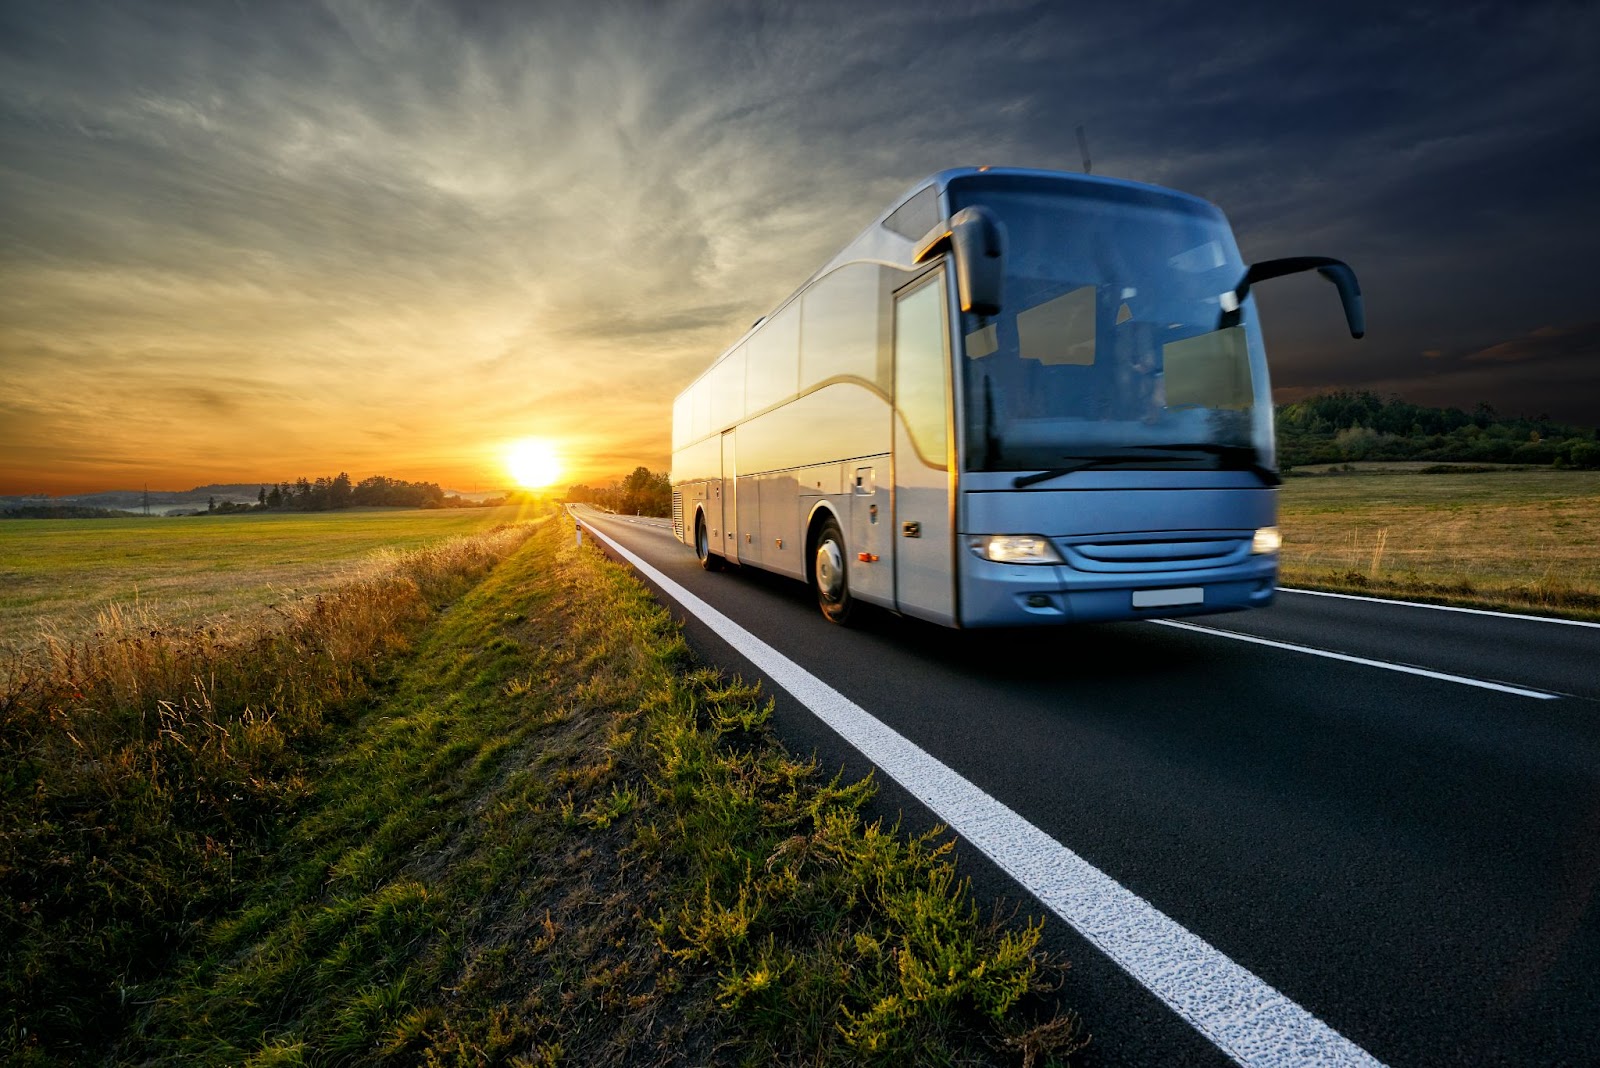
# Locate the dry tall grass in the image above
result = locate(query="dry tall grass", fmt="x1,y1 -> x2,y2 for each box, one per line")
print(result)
0,505 -> 542,655
1277,470 -> 1600,618
1,523 -> 534,1057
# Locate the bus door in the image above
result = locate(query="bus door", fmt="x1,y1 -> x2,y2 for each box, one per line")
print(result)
721,429 -> 738,564
892,270 -> 956,625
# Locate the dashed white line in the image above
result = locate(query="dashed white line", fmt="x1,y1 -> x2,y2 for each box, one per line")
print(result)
577,511 -> 1385,1068
1149,618 -> 1559,699
1278,587 -> 1600,628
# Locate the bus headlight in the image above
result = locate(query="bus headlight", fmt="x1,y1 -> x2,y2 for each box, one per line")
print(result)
970,535 -> 1064,564
1251,526 -> 1282,554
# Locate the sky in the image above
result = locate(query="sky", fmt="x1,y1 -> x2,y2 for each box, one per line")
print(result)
2,0 -> 1597,495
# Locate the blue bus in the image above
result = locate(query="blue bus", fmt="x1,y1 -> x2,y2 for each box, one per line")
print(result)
670,167 -> 1362,626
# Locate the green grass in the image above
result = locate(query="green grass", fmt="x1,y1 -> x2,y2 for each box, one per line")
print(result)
5,515 -> 1081,1066
0,505 -> 549,654
1278,468 -> 1600,618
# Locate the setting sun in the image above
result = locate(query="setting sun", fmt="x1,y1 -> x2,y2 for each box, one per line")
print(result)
506,439 -> 563,489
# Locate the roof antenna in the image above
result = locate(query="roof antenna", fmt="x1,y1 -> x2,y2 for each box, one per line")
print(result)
1075,124 -> 1092,175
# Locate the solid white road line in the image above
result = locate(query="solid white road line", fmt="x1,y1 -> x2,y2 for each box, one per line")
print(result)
1150,619 -> 1560,699
1278,587 -> 1600,628
577,513 -> 1385,1068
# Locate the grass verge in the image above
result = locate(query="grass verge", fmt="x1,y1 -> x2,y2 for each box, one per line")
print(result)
13,512 -> 1084,1066
1277,469 -> 1600,620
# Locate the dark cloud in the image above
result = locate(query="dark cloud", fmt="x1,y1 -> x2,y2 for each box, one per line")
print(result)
1273,319 -> 1600,422
1463,323 -> 1600,364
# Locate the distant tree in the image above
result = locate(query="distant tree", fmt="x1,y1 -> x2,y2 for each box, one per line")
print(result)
207,495 -> 215,513
583,467 -> 674,517
330,471 -> 353,509
267,485 -> 282,508
257,485 -> 267,507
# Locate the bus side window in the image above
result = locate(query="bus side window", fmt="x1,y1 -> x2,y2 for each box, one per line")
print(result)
746,303 -> 800,413
800,263 -> 879,391
692,379 -> 711,440
710,346 -> 746,430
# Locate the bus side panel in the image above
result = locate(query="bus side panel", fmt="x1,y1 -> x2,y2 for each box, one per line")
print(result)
757,472 -> 803,579
720,431 -> 739,564
846,457 -> 893,607
737,474 -> 761,566
671,437 -> 723,545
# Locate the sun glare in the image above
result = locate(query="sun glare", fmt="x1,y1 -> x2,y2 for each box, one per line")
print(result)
506,439 -> 563,489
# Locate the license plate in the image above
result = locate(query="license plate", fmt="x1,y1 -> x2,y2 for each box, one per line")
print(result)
1132,587 -> 1204,608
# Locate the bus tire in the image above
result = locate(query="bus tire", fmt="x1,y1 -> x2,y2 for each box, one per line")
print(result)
813,516 -> 855,624
695,512 -> 724,571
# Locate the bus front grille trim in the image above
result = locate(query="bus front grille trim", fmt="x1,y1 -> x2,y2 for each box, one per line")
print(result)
1060,537 -> 1250,574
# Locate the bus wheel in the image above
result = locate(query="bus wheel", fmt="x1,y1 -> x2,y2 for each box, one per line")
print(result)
813,517 -> 855,624
696,513 -> 724,571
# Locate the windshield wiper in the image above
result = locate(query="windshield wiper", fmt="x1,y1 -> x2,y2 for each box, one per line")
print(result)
1011,453 -> 1203,488
1127,443 -> 1282,486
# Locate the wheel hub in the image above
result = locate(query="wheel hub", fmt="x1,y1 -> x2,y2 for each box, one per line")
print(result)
815,540 -> 843,599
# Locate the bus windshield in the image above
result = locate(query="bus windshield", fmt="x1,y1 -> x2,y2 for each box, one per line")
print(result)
949,177 -> 1273,474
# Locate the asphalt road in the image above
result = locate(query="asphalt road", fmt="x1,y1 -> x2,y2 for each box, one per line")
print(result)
573,507 -> 1600,1067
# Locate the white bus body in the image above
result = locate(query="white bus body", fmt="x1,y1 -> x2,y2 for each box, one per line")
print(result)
670,167 -> 1362,627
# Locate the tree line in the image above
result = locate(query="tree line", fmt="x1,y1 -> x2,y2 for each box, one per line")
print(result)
1277,392 -> 1600,469
565,466 -> 672,517
208,474 -> 503,514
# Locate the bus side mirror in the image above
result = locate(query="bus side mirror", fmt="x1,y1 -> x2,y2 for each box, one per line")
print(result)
915,206 -> 1006,316
1229,256 -> 1365,338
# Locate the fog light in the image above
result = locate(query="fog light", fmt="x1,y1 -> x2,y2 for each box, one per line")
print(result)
1251,526 -> 1282,554
1026,594 -> 1052,608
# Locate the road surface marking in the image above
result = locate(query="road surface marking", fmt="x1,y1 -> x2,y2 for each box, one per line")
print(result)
1151,618 -> 1560,699
1278,587 -> 1600,628
577,511 -> 1385,1068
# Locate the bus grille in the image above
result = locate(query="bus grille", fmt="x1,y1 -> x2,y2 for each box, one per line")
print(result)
1060,536 -> 1249,573
671,492 -> 684,541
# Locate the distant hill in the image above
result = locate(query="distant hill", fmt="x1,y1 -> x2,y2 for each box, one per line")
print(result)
3,475 -> 464,517
0,504 -> 143,520
1,484 -> 263,516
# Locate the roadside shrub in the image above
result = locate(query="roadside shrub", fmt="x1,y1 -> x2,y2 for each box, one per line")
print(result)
1569,441 -> 1600,469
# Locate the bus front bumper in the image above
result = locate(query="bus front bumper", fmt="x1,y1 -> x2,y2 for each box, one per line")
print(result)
957,554 -> 1278,627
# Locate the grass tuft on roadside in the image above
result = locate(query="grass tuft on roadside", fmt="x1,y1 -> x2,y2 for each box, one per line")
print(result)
57,514 -> 1084,1066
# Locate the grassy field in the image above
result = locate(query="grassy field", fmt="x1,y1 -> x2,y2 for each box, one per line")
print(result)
4,513 -> 1078,1066
1278,467 -> 1600,618
0,504 -> 549,654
